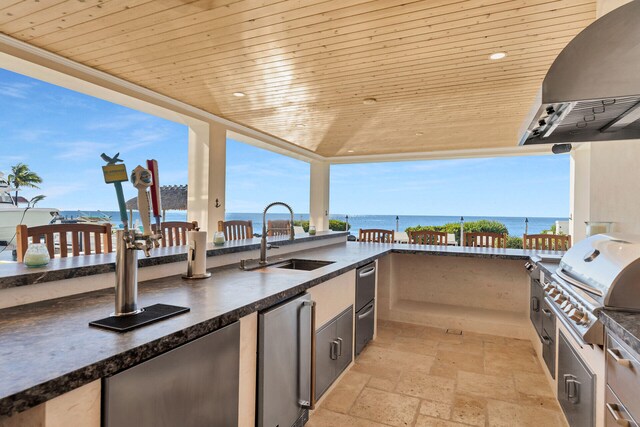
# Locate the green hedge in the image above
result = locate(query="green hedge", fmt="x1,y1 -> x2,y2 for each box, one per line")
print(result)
293,219 -> 350,232
406,219 -> 508,242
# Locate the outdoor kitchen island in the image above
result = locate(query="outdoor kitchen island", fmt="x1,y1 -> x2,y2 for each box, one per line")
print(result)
0,237 -> 566,427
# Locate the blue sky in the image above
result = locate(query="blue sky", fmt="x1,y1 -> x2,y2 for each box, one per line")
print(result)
1,68 -> 570,217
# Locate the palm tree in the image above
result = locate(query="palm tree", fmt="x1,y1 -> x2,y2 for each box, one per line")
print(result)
7,163 -> 42,206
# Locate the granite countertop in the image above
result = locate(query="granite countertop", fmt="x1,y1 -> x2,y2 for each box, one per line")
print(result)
599,310 -> 640,355
0,231 -> 347,289
0,242 -> 545,416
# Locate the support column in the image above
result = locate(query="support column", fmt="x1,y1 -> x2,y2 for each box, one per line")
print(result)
187,121 -> 210,231
187,121 -> 226,233
569,144 -> 591,243
207,122 -> 226,233
310,161 -> 330,231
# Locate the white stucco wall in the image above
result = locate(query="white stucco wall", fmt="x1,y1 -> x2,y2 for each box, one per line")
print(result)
571,140 -> 640,242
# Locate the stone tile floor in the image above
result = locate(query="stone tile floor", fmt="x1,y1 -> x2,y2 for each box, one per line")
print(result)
308,320 -> 567,427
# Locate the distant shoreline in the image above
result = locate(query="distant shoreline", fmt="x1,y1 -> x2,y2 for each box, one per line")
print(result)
60,211 -> 567,237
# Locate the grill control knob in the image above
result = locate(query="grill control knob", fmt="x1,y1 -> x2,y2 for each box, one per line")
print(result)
561,301 -> 574,313
554,294 -> 567,304
543,283 -> 554,292
548,288 -> 561,298
569,308 -> 585,323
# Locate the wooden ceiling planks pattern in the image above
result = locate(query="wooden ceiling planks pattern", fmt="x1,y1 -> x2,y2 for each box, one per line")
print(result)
0,0 -> 596,157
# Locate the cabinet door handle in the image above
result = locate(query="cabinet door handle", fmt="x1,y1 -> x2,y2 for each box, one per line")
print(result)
606,403 -> 631,427
565,377 -> 580,404
541,336 -> 551,346
358,304 -> 375,320
607,348 -> 632,367
358,266 -> 376,278
300,300 -> 316,409
330,340 -> 339,360
336,337 -> 343,357
531,297 -> 539,312
542,308 -> 553,318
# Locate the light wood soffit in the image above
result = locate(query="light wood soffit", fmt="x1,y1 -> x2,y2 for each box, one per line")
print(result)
0,0 -> 596,157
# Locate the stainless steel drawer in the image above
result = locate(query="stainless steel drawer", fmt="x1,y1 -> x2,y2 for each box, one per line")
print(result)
355,263 -> 376,312
607,333 -> 640,421
606,385 -> 639,427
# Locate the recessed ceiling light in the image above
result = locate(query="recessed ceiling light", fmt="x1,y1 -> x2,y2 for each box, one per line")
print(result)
489,52 -> 507,60
296,124 -> 306,128
362,98 -> 377,105
232,92 -> 246,97
415,131 -> 424,136
347,150 -> 355,153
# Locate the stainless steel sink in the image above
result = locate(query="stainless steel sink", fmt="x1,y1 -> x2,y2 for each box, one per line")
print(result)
271,259 -> 335,271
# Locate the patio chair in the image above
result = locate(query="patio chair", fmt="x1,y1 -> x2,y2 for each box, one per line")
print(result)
408,230 -> 448,245
463,232 -> 507,248
218,220 -> 253,241
152,221 -> 198,247
16,223 -> 113,262
523,234 -> 571,251
267,220 -> 292,237
359,229 -> 394,243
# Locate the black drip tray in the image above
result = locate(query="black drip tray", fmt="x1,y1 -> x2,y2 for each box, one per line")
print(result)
89,304 -> 190,332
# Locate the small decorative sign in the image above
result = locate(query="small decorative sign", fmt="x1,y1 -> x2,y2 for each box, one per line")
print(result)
102,164 -> 128,183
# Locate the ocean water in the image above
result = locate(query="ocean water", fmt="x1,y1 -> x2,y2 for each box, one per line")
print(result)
59,211 -> 567,237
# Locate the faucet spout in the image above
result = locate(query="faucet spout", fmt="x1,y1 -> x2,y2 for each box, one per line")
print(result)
260,201 -> 295,264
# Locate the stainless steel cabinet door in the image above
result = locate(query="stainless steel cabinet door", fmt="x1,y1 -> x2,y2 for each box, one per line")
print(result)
336,306 -> 354,375
315,320 -> 337,399
315,306 -> 354,399
103,321 -> 240,427
258,293 -> 312,427
558,331 -> 595,427
530,279 -> 544,339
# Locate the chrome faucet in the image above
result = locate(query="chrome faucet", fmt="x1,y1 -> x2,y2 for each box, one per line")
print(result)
260,201 -> 295,265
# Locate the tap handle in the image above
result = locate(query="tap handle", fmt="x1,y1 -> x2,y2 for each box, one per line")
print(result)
131,165 -> 153,236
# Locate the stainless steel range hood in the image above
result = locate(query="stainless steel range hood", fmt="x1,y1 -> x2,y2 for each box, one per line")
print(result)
519,0 -> 640,146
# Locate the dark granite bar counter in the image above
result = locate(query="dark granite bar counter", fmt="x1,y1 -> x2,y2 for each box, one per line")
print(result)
0,231 -> 348,289
0,242 -> 552,416
599,310 -> 640,355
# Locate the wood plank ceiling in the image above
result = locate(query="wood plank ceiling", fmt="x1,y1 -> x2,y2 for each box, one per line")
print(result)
0,0 -> 596,157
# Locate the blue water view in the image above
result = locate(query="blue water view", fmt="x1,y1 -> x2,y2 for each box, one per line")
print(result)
60,211 -> 567,237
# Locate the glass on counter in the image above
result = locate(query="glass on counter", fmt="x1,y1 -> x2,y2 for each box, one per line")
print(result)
24,243 -> 50,267
308,225 -> 316,236
213,231 -> 226,246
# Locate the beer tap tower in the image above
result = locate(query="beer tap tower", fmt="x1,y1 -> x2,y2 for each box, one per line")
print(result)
90,154 -> 189,332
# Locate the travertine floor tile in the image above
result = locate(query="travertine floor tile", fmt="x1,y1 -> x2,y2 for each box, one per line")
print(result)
430,350 -> 484,379
486,399 -> 568,427
484,350 -> 541,377
367,375 -> 397,392
450,395 -> 486,426
310,321 -> 563,427
307,408 -> 389,427
456,371 -> 516,402
419,400 -> 452,420
349,387 -> 420,427
357,345 -> 435,374
321,371 -> 370,414
385,336 -> 439,357
414,415 -> 469,427
395,371 -> 455,402
514,371 -> 555,397
437,340 -> 484,356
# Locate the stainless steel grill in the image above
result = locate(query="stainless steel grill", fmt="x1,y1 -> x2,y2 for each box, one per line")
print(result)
532,233 -> 640,346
